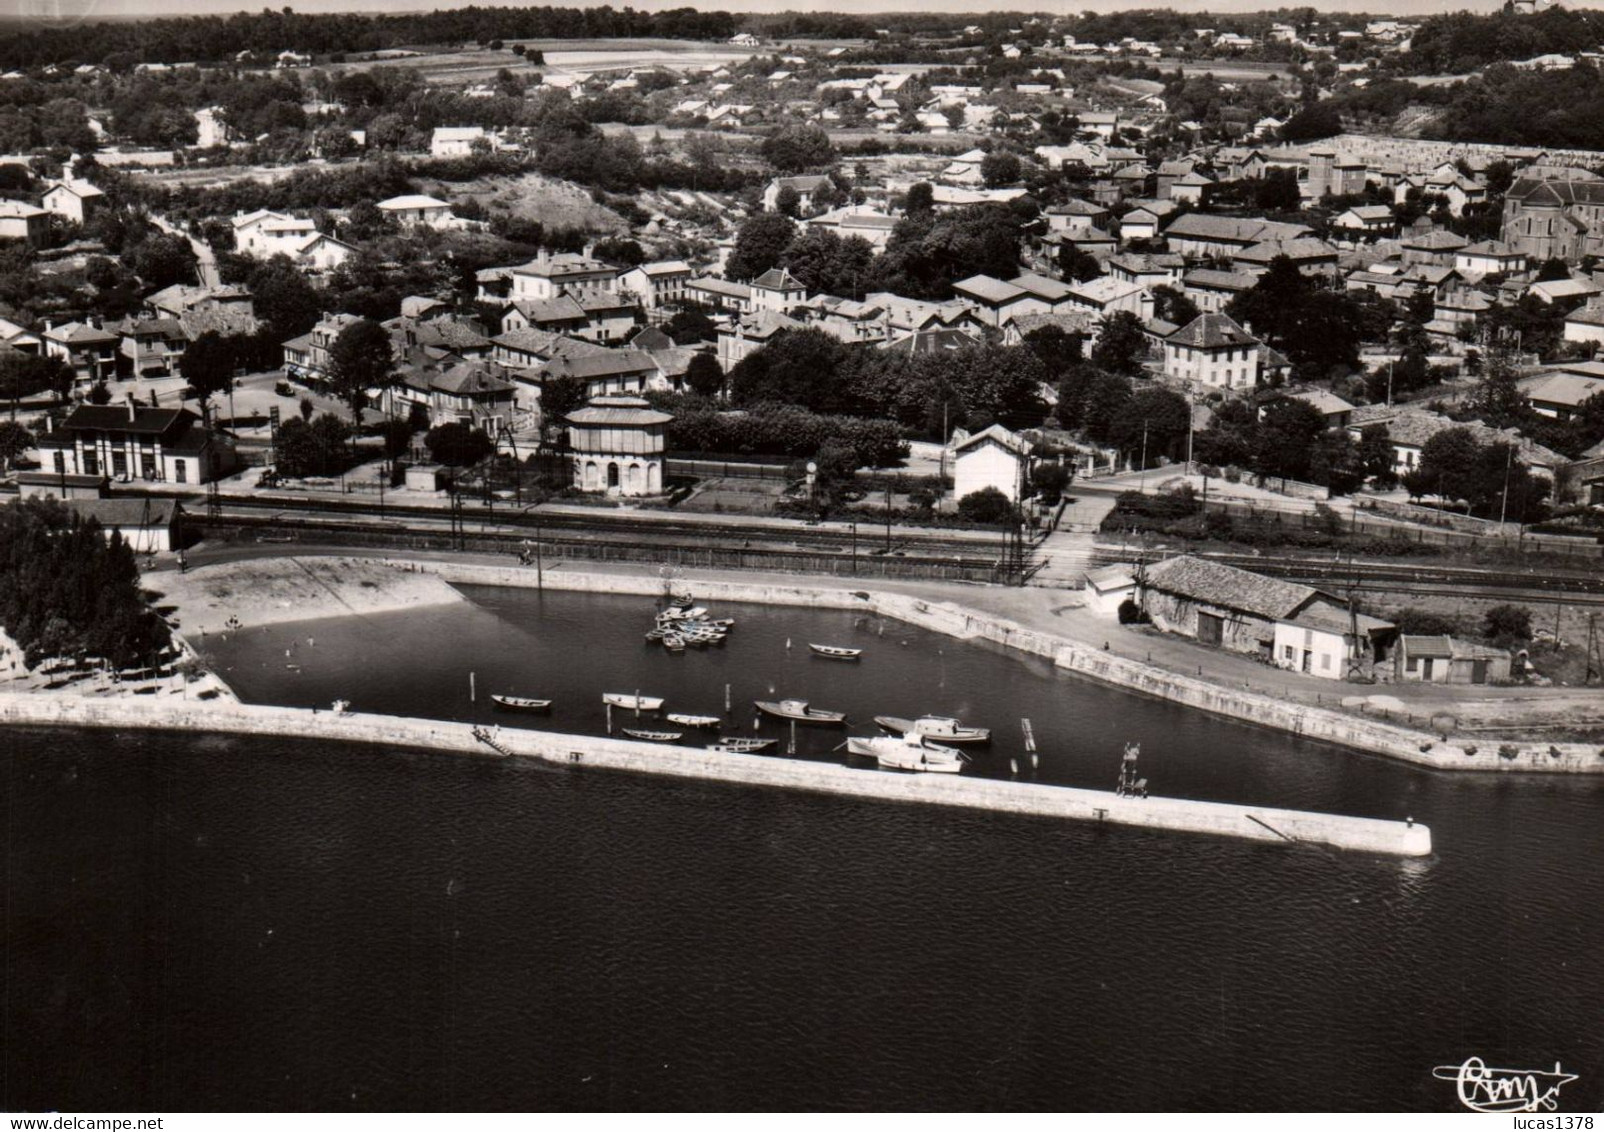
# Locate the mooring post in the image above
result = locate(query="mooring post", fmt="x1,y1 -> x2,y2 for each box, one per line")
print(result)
789,719 -> 797,755
469,671 -> 476,703
606,703 -> 613,734
725,683 -> 732,713
634,688 -> 641,718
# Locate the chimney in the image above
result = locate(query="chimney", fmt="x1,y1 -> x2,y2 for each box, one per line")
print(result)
125,392 -> 138,422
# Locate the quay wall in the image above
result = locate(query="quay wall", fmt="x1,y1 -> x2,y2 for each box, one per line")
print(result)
0,692 -> 1431,857
407,560 -> 1604,775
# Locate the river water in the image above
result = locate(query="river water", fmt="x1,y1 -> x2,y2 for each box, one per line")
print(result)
4,585 -> 1601,1111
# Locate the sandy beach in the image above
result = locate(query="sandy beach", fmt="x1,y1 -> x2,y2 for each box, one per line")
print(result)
152,556 -> 467,635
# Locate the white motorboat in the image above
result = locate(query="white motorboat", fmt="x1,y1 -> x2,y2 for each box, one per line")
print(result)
847,732 -> 967,774
666,713 -> 722,728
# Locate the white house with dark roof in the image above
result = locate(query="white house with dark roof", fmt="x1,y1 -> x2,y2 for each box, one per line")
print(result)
1162,214 -> 1313,259
953,423 -> 1032,504
1162,313 -> 1262,390
511,251 -> 619,303
1455,240 -> 1528,279
37,402 -> 235,485
749,267 -> 808,314
0,200 -> 48,246
1182,269 -> 1258,314
41,177 -> 104,225
618,260 -> 693,310
43,321 -> 119,386
761,174 -> 834,213
376,195 -> 456,230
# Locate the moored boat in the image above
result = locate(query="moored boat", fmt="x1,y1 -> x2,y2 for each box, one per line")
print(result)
847,732 -> 967,774
753,699 -> 847,724
709,736 -> 778,753
809,643 -> 863,660
622,728 -> 682,742
603,692 -> 665,711
666,713 -> 722,728
873,714 -> 991,744
490,694 -> 553,712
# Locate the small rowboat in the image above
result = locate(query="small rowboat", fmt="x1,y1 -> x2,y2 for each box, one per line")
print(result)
809,643 -> 862,660
604,692 -> 664,711
663,633 -> 686,653
622,728 -> 682,743
666,713 -> 722,728
490,694 -> 552,713
873,715 -> 991,744
754,699 -> 847,725
710,737 -> 778,753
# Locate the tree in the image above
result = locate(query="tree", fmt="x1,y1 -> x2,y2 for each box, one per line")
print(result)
249,258 -> 322,340
1109,385 -> 1190,464
1280,101 -> 1343,141
1254,398 -> 1326,480
663,306 -> 717,346
1484,604 -> 1533,644
379,418 -> 415,471
980,150 -> 1022,188
774,185 -> 801,218
957,486 -> 1017,524
0,420 -> 32,471
275,413 -> 352,478
591,236 -> 645,268
1058,242 -> 1101,283
1151,286 -> 1201,327
125,233 -> 198,293
539,374 -> 587,434
88,381 -> 111,405
325,318 -> 393,424
760,124 -> 835,173
1358,424 -> 1397,489
425,422 -> 493,468
1023,324 -> 1085,379
1091,312 -> 1148,375
179,331 -> 234,424
904,182 -> 935,219
684,353 -> 724,399
782,228 -> 873,298
1031,461 -> 1072,504
729,328 -> 851,412
1472,349 -> 1527,429
725,212 -> 797,282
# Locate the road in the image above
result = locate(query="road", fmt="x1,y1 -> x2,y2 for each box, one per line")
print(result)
153,215 -> 221,288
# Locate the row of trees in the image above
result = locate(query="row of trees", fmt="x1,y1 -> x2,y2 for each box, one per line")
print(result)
0,498 -> 172,670
726,194 -> 1032,302
651,394 -> 909,468
722,327 -> 1049,436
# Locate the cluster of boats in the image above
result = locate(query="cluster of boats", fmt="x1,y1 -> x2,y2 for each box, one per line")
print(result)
643,599 -> 735,653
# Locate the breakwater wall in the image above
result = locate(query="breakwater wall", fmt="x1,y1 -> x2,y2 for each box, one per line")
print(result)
406,560 -> 1604,775
0,692 -> 1431,857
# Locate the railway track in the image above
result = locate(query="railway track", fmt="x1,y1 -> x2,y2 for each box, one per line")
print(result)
161,490 -> 1005,560
1087,547 -> 1604,602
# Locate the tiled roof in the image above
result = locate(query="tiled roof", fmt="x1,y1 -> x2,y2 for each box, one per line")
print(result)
954,274 -> 1028,305
1167,313 -> 1257,349
1144,554 -> 1319,621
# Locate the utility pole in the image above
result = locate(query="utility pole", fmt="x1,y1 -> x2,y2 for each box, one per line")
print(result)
1386,360 -> 1394,407
1138,419 -> 1150,493
1499,443 -> 1513,526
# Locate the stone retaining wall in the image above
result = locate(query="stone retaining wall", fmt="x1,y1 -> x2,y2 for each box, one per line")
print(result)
0,692 -> 1430,857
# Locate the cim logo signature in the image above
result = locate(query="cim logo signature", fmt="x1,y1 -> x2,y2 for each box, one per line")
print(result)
1433,1056 -> 1578,1113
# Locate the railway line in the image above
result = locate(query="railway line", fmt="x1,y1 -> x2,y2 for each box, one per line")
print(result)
1087,547 -> 1604,603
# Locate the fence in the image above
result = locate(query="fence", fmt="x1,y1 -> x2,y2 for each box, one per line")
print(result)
665,457 -> 793,482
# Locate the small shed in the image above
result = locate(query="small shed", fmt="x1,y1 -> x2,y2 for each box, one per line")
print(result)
566,395 -> 672,497
66,498 -> 181,554
1395,635 -> 1511,684
1083,563 -> 1138,616
953,423 -> 1032,504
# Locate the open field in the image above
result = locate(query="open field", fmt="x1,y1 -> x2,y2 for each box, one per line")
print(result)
439,171 -> 629,233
